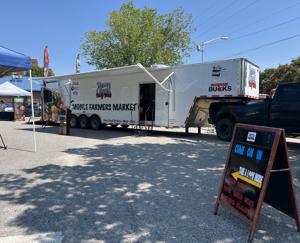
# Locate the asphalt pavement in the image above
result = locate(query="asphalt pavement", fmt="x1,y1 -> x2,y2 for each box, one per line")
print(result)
0,121 -> 300,243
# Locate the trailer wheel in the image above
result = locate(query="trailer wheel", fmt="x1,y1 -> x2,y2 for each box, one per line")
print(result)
90,115 -> 101,130
216,118 -> 234,141
121,125 -> 129,129
70,115 -> 78,128
111,124 -> 118,128
79,115 -> 89,129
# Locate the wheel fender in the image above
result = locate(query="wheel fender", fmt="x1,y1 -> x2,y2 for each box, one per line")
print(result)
215,112 -> 237,125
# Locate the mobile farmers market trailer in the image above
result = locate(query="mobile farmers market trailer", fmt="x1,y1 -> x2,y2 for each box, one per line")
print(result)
40,58 -> 259,131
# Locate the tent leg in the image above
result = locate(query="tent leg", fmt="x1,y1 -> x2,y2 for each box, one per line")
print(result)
29,70 -> 37,152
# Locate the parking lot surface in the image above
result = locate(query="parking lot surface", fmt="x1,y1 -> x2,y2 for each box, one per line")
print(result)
0,121 -> 300,243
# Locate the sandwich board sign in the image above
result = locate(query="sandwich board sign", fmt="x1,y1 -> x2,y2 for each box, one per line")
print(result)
214,124 -> 300,242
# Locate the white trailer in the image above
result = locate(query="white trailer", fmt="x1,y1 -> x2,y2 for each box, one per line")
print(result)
41,58 -> 259,131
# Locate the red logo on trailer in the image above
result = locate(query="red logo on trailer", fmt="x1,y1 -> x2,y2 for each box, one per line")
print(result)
248,67 -> 257,89
96,82 -> 112,99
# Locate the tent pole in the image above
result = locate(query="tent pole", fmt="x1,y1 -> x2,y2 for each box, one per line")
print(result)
29,70 -> 37,152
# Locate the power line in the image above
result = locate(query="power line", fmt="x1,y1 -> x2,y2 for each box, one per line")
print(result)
226,1 -> 300,36
192,0 -> 219,23
194,0 -> 238,32
195,0 -> 260,39
224,33 -> 300,58
231,16 -> 300,41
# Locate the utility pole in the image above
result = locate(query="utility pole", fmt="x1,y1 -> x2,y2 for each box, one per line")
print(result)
197,36 -> 229,63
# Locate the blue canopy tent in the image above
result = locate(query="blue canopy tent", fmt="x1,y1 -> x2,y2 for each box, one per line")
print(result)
0,46 -> 31,74
0,45 -> 36,152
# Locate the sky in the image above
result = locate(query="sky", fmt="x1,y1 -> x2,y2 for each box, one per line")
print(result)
1,0 -> 300,75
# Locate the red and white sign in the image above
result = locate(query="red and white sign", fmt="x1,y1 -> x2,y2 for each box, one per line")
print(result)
44,46 -> 49,77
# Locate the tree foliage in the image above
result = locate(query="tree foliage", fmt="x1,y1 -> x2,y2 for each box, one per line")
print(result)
0,64 -> 54,78
28,65 -> 54,77
82,2 -> 192,69
260,57 -> 300,93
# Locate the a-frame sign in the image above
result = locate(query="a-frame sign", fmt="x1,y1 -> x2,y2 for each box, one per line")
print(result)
214,124 -> 300,242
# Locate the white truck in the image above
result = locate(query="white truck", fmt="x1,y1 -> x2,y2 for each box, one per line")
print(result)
41,58 -> 259,132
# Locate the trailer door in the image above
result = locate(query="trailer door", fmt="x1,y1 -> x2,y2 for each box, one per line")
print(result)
139,83 -> 155,122
155,81 -> 170,127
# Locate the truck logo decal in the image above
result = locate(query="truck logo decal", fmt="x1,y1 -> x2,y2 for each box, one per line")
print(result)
96,82 -> 112,99
246,131 -> 256,142
248,67 -> 257,89
209,83 -> 232,92
212,65 -> 226,77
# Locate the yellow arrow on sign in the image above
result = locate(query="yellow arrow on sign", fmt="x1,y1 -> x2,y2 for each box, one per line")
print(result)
231,171 -> 262,189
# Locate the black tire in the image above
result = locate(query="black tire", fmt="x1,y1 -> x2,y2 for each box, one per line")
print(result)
111,124 -> 118,128
79,115 -> 89,129
70,115 -> 78,128
121,124 -> 129,129
216,118 -> 234,141
90,115 -> 101,130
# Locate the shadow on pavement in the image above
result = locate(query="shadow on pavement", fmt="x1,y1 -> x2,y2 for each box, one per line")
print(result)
18,126 -> 134,141
0,136 -> 300,242
18,124 -> 221,142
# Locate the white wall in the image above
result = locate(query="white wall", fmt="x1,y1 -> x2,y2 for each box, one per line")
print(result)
71,69 -> 172,126
172,60 -> 242,126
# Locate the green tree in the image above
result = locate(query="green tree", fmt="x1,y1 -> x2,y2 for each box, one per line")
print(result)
0,65 -> 54,78
0,72 -> 7,78
260,58 -> 300,93
82,2 -> 192,69
28,65 -> 54,77
291,56 -> 300,67
30,65 -> 44,77
260,68 -> 275,93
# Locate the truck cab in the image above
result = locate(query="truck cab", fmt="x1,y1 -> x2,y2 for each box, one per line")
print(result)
270,82 -> 300,131
209,82 -> 300,141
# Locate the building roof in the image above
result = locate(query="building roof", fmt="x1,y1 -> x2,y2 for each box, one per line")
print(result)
0,76 -> 42,92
